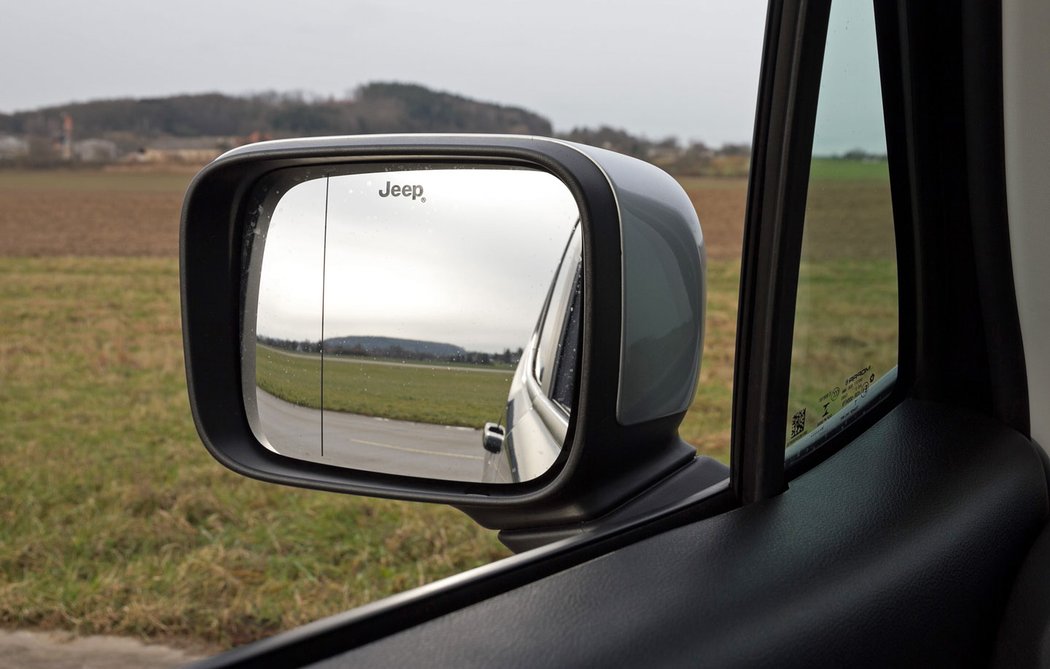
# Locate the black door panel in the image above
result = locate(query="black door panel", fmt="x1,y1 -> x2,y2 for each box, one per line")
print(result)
320,401 -> 1047,667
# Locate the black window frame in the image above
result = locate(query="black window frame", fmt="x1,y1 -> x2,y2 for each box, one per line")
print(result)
732,0 -> 1028,503
731,0 -> 915,503
782,1 -> 903,463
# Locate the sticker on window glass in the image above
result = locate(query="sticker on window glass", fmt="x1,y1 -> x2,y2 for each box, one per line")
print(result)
817,386 -> 840,427
841,364 -> 876,409
790,408 -> 807,441
789,363 -> 879,445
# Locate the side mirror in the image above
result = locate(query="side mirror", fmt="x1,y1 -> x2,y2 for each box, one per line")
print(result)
181,135 -> 724,547
482,423 -> 505,454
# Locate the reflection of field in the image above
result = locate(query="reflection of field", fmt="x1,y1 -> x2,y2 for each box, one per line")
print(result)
256,344 -> 321,407
256,345 -> 513,429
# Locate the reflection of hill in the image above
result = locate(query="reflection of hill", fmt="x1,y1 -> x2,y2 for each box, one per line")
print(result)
258,334 -> 521,366
322,336 -> 466,359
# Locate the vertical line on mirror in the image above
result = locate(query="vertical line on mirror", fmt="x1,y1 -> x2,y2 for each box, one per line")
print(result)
320,176 -> 329,457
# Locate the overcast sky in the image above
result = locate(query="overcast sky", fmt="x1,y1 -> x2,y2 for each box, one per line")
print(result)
1,0 -> 768,144
813,0 -> 887,155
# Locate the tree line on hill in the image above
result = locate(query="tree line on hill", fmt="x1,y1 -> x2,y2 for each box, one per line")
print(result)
258,334 -> 523,367
0,82 -> 751,175
0,84 -> 552,140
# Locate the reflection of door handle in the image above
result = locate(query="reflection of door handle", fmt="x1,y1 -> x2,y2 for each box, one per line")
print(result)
482,423 -> 505,453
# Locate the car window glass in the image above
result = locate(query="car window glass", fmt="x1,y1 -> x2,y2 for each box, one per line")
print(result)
550,268 -> 583,409
785,0 -> 899,453
534,227 -> 582,393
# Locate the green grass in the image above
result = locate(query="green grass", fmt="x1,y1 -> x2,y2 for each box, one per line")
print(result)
809,157 -> 889,181
786,259 -> 899,443
678,260 -> 739,458
256,347 -> 513,428
255,346 -> 323,408
0,258 -> 508,648
785,161 -> 898,444
0,254 -> 894,649
0,254 -> 743,649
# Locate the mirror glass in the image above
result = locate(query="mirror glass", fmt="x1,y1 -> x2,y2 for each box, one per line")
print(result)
244,165 -> 581,484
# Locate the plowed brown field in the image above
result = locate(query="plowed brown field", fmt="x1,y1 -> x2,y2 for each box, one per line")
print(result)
0,169 -> 748,259
0,170 -> 188,256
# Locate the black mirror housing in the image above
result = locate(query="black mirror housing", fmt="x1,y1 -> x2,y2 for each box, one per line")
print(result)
181,134 -> 710,535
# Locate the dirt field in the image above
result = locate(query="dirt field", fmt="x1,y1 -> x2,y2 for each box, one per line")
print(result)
676,176 -> 749,261
0,170 -> 193,257
0,170 -> 748,261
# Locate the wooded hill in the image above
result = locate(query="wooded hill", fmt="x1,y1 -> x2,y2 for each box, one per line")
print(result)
0,82 -> 751,175
0,83 -> 552,141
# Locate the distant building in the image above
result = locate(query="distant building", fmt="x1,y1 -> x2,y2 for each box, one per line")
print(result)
73,139 -> 119,162
124,136 -> 231,164
0,135 -> 29,159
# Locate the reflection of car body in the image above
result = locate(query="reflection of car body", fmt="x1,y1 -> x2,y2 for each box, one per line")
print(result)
482,225 -> 582,483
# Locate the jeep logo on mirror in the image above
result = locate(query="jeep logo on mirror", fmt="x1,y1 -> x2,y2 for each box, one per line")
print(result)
378,181 -> 425,202
243,165 -> 581,485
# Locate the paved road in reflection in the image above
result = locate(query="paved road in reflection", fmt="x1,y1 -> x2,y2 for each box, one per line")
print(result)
256,389 -> 485,482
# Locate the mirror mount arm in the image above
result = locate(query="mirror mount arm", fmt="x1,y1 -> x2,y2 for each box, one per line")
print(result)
496,454 -> 731,553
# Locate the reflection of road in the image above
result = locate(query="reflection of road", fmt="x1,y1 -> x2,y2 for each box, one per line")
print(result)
256,389 -> 483,482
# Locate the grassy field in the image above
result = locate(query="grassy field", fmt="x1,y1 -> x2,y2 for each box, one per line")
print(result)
257,346 -> 514,429
809,156 -> 889,181
0,162 -> 895,649
255,346 -> 322,408
0,256 -> 512,649
785,158 -> 897,443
